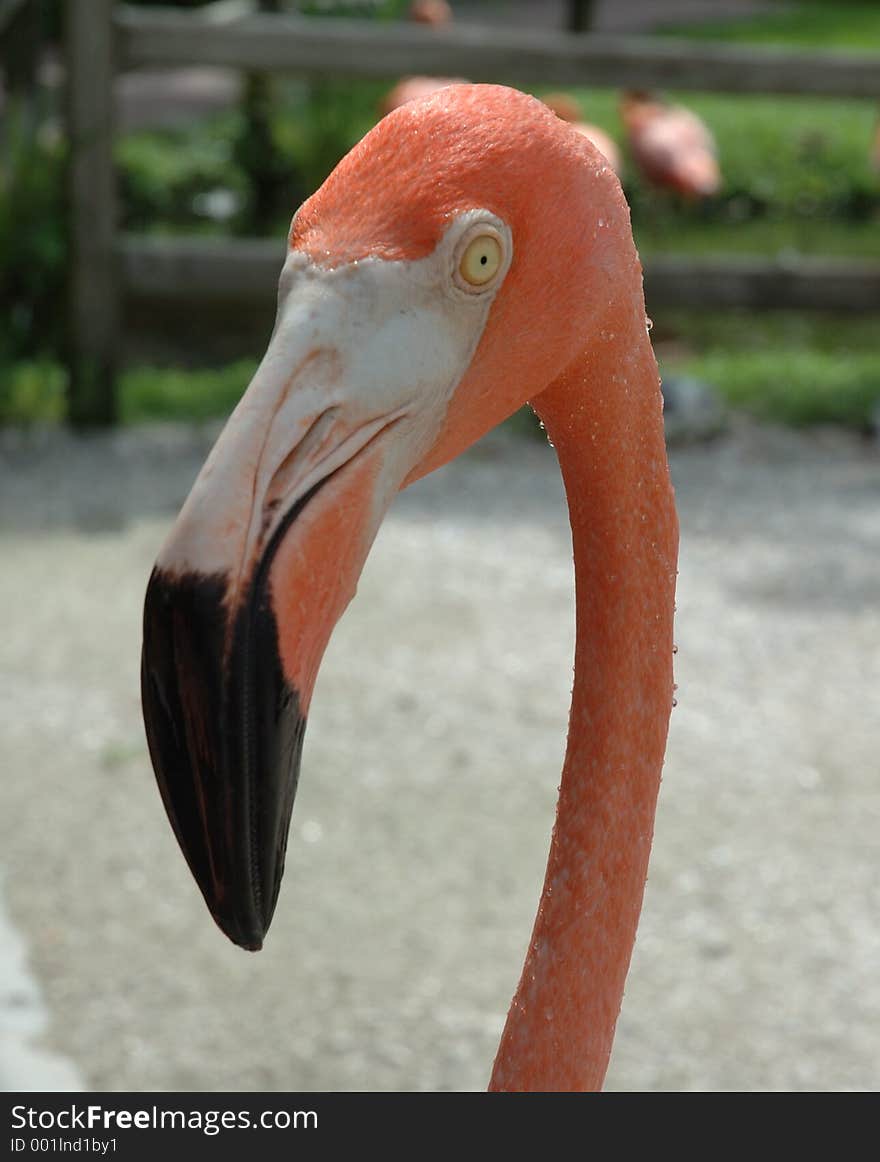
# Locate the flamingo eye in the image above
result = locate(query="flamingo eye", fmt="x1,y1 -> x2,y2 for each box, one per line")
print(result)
455,227 -> 504,291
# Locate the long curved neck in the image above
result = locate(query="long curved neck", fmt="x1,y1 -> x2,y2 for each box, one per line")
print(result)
489,286 -> 678,1092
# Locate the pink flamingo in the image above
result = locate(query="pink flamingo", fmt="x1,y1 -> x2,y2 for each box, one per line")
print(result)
141,84 -> 678,1092
621,90 -> 721,199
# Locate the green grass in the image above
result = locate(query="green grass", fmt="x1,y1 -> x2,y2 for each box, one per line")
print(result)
679,349 -> 879,426
658,1 -> 880,51
656,310 -> 880,428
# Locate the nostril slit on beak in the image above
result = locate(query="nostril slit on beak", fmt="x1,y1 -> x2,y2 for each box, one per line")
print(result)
265,406 -> 341,517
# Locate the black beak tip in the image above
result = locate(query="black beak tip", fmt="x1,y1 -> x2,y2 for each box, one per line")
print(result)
214,912 -> 265,953
142,565 -> 306,955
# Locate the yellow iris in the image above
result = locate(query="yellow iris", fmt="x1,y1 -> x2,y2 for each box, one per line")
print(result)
458,233 -> 503,286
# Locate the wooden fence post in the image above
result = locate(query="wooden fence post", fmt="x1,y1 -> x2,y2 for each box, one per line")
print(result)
567,1 -> 596,33
238,0 -> 288,234
66,0 -> 118,426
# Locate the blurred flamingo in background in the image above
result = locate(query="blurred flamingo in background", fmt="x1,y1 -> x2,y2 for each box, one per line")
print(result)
542,91 -> 623,177
380,74 -> 466,115
621,90 -> 721,199
408,0 -> 453,25
380,0 -> 461,116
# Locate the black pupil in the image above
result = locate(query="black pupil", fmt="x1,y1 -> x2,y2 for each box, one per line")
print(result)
480,255 -> 487,265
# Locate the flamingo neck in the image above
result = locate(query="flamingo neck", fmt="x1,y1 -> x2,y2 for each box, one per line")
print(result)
488,287 -> 678,1092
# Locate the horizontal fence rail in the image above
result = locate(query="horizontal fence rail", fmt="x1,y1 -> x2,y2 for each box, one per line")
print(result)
641,254 -> 880,313
115,6 -> 880,99
119,235 -> 880,314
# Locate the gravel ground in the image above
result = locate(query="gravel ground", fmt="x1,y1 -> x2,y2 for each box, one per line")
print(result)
1,418 -> 878,1092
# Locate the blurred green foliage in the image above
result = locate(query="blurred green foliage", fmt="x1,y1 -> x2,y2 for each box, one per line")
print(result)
0,116 -> 66,410
115,87 -> 880,252
0,359 -> 255,426
0,360 -> 66,426
117,123 -> 250,234
119,359 -> 258,422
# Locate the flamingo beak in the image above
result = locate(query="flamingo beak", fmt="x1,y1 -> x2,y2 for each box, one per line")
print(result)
140,265 -> 414,951
142,559 -> 296,952
140,248 -> 484,950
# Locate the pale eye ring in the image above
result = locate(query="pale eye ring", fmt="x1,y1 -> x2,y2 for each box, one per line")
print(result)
453,223 -> 506,293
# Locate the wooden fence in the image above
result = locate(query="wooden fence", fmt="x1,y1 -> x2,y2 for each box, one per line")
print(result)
67,0 -> 880,423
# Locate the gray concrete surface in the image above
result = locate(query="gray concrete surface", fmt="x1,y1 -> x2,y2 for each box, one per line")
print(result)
0,876 -> 84,1092
0,418 -> 878,1092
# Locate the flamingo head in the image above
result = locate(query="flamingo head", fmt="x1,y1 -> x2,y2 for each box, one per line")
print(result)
141,84 -> 637,950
